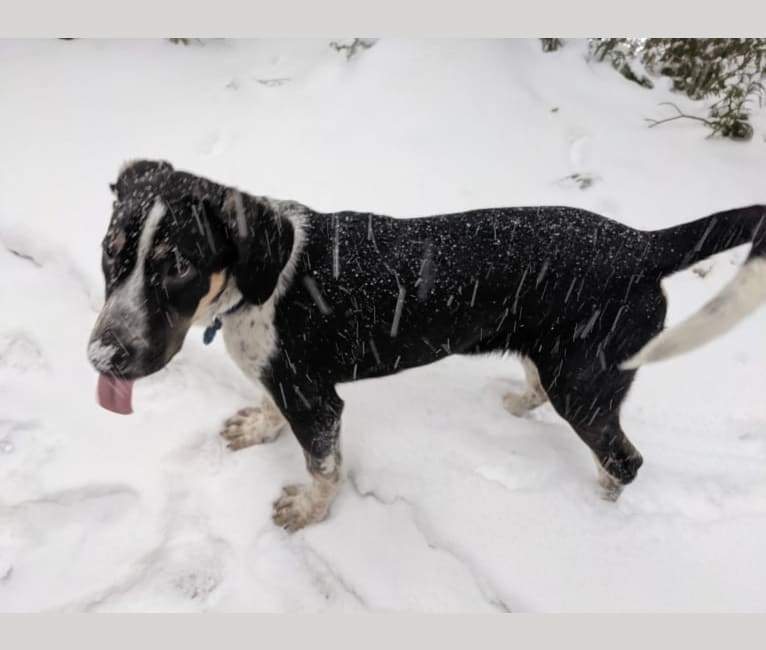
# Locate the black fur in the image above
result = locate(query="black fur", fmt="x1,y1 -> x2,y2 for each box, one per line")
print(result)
92,160 -> 766,493
219,190 -> 295,305
260,204 -> 763,488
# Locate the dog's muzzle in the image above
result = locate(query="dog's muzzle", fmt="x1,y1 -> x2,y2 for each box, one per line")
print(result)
88,325 -> 137,415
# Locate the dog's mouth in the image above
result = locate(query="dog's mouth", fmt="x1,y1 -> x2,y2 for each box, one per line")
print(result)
91,339 -> 186,415
97,373 -> 135,414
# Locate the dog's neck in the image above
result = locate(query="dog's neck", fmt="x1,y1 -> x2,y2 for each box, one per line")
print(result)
194,272 -> 247,328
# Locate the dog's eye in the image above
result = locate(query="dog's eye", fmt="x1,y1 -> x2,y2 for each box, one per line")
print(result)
171,255 -> 191,278
165,253 -> 195,283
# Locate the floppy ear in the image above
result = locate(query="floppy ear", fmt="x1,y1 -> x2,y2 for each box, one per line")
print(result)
219,189 -> 295,305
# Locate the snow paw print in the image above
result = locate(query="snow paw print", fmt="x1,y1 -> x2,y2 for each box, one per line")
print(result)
160,539 -> 229,604
0,418 -> 58,489
0,418 -> 39,456
556,172 -> 600,191
172,570 -> 221,601
566,131 -> 596,169
0,333 -> 48,374
475,454 -> 552,492
557,131 -> 601,190
195,130 -> 224,158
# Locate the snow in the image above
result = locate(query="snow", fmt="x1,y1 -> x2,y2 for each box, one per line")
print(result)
1,38 -> 765,612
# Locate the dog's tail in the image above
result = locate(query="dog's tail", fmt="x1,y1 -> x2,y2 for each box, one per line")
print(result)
621,204 -> 766,369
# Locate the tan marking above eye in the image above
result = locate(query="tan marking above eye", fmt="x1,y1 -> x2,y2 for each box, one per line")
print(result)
112,230 -> 127,252
152,242 -> 173,259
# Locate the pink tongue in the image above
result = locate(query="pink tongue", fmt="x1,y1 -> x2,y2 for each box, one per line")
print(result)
97,374 -> 135,415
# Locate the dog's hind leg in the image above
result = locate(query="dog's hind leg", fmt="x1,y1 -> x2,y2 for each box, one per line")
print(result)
591,452 -> 626,499
579,415 -> 643,501
220,393 -> 287,450
540,362 -> 643,499
503,357 -> 548,416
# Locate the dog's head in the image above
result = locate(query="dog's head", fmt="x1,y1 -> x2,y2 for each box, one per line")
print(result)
87,160 -> 295,413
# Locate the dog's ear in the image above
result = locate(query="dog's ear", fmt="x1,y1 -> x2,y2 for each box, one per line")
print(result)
218,189 -> 295,305
112,159 -> 174,199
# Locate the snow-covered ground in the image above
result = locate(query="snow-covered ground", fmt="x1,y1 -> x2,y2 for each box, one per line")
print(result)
0,38 -> 765,612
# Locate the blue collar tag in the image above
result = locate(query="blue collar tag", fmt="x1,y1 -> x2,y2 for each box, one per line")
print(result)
203,298 -> 246,345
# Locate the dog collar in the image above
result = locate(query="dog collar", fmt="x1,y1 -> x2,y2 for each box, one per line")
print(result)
203,298 -> 247,345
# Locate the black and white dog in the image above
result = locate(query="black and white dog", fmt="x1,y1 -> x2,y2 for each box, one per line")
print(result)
88,160 -> 766,531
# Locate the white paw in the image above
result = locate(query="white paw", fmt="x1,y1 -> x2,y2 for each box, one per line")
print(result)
272,483 -> 332,533
598,479 -> 624,502
594,456 -> 625,501
220,407 -> 284,450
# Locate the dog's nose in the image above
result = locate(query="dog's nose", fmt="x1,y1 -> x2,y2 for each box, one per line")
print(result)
88,328 -> 134,373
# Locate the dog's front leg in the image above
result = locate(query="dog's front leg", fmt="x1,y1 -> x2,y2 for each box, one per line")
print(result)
220,393 -> 287,450
269,383 -> 344,533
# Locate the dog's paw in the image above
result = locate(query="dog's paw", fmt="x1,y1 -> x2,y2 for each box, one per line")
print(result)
272,484 -> 331,533
220,407 -> 284,450
594,460 -> 627,501
598,476 -> 625,502
502,391 -> 545,417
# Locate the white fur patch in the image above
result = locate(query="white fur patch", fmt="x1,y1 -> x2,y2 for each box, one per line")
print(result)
222,299 -> 278,383
622,258 -> 766,369
272,475 -> 339,532
591,452 -> 624,501
87,339 -> 119,373
220,397 -> 286,450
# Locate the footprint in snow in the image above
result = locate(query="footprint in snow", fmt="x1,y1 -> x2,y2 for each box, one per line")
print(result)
556,172 -> 600,191
148,537 -> 230,604
475,454 -> 552,492
0,333 -> 48,373
568,132 -> 593,168
195,129 -> 225,158
0,419 -> 40,454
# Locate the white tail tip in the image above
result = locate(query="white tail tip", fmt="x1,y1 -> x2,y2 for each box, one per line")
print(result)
621,258 -> 766,370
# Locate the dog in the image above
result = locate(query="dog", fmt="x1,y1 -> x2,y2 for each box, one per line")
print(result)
87,160 -> 766,532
